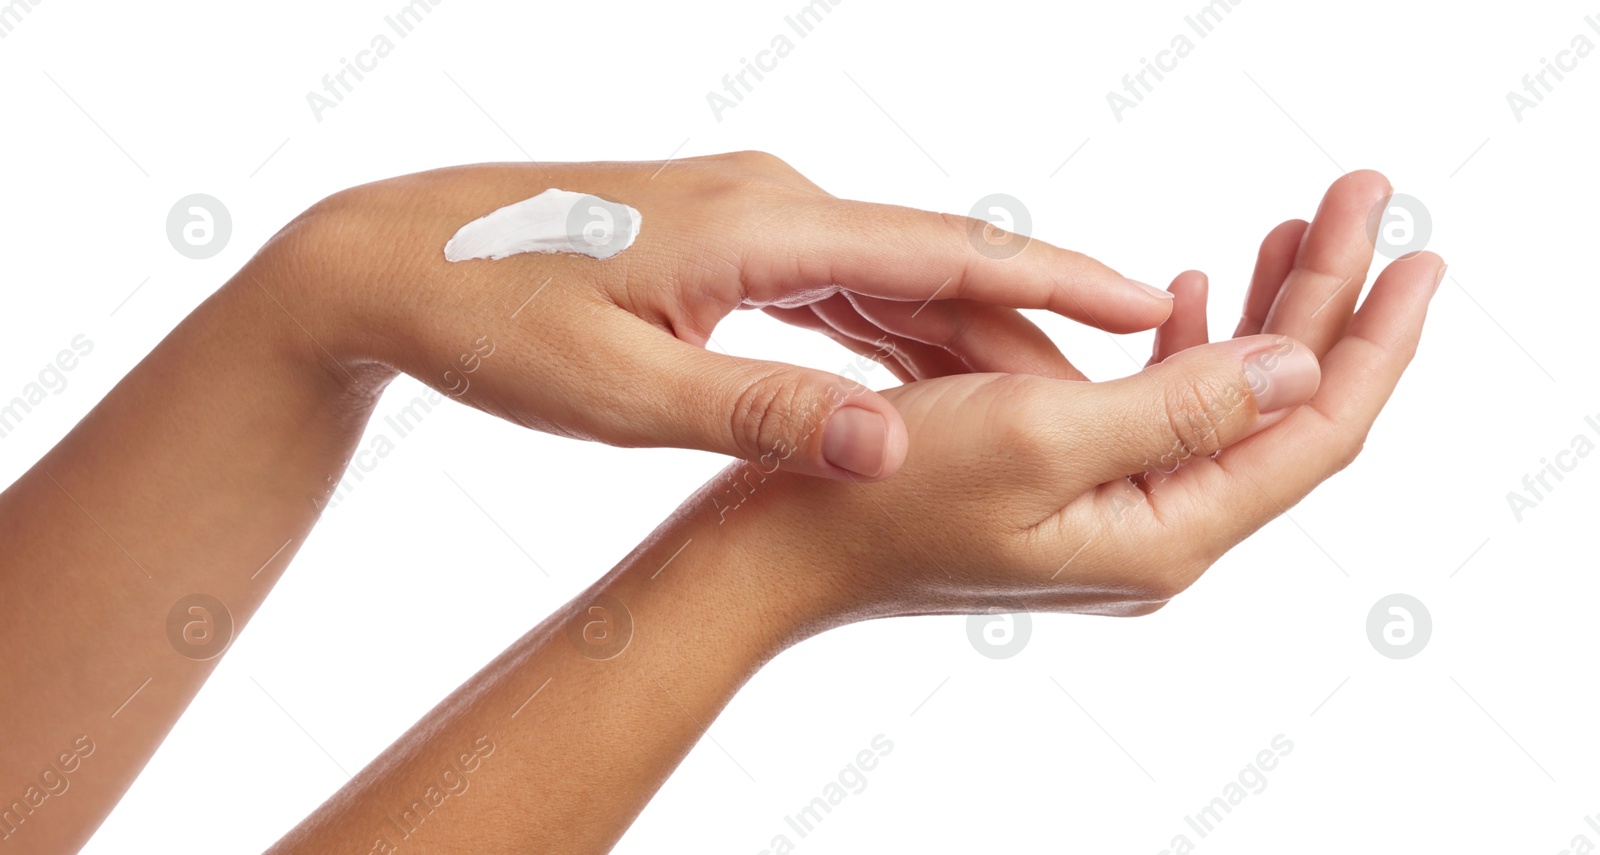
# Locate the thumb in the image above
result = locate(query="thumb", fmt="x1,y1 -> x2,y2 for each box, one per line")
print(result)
596,327 -> 910,481
1071,335 -> 1321,485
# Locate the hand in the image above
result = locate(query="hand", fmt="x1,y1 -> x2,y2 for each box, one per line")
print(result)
258,171 -> 1439,855
254,151 -> 1173,481
730,170 -> 1443,626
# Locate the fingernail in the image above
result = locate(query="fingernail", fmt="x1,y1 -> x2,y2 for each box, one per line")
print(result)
1433,263 -> 1448,295
1245,341 -> 1321,414
823,407 -> 888,477
1129,278 -> 1175,300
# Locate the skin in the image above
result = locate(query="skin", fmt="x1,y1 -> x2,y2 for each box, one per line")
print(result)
0,152 -> 1169,853
295,152 -> 1176,479
262,171 -> 1446,853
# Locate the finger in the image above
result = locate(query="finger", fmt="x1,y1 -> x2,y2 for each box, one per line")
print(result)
1148,270 -> 1210,366
761,305 -> 918,384
1304,252 -> 1445,427
1172,251 -> 1445,546
579,314 -> 911,481
801,295 -> 973,379
1260,170 -> 1392,356
749,198 -> 1175,334
1060,335 -> 1321,488
1233,219 -> 1309,337
846,294 -> 1087,381
803,294 -> 970,379
768,301 -> 966,382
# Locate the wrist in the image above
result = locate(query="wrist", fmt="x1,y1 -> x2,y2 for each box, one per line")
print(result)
229,203 -> 402,401
593,464 -> 858,671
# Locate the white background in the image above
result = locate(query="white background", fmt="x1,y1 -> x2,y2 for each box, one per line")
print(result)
2,0 -> 1596,851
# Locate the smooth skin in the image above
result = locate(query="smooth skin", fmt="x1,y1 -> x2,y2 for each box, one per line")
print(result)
0,152 -> 1168,853
264,170 -> 1446,853
294,152 -> 1176,481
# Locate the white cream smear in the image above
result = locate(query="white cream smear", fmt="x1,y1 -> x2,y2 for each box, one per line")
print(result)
443,189 -> 642,262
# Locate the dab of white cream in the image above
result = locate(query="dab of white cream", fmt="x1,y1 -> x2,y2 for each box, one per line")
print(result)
443,189 -> 641,262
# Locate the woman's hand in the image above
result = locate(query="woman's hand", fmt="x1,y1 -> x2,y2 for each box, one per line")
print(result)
255,152 -> 1173,481
263,170 -> 1442,855
732,170 -> 1443,628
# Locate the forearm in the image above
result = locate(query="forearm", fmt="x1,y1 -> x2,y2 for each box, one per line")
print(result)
0,255 -> 393,851
266,467 -> 828,854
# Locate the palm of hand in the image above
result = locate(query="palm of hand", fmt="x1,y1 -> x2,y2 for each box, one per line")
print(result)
755,170 -> 1444,624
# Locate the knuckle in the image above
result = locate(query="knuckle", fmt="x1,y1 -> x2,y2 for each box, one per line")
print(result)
1330,432 -> 1368,475
728,368 -> 813,460
702,165 -> 807,222
988,375 -> 1070,462
694,179 -> 786,241
1161,377 -> 1235,461
915,301 -> 976,350
724,149 -> 793,175
300,186 -> 372,233
939,211 -> 984,249
269,188 -> 381,266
